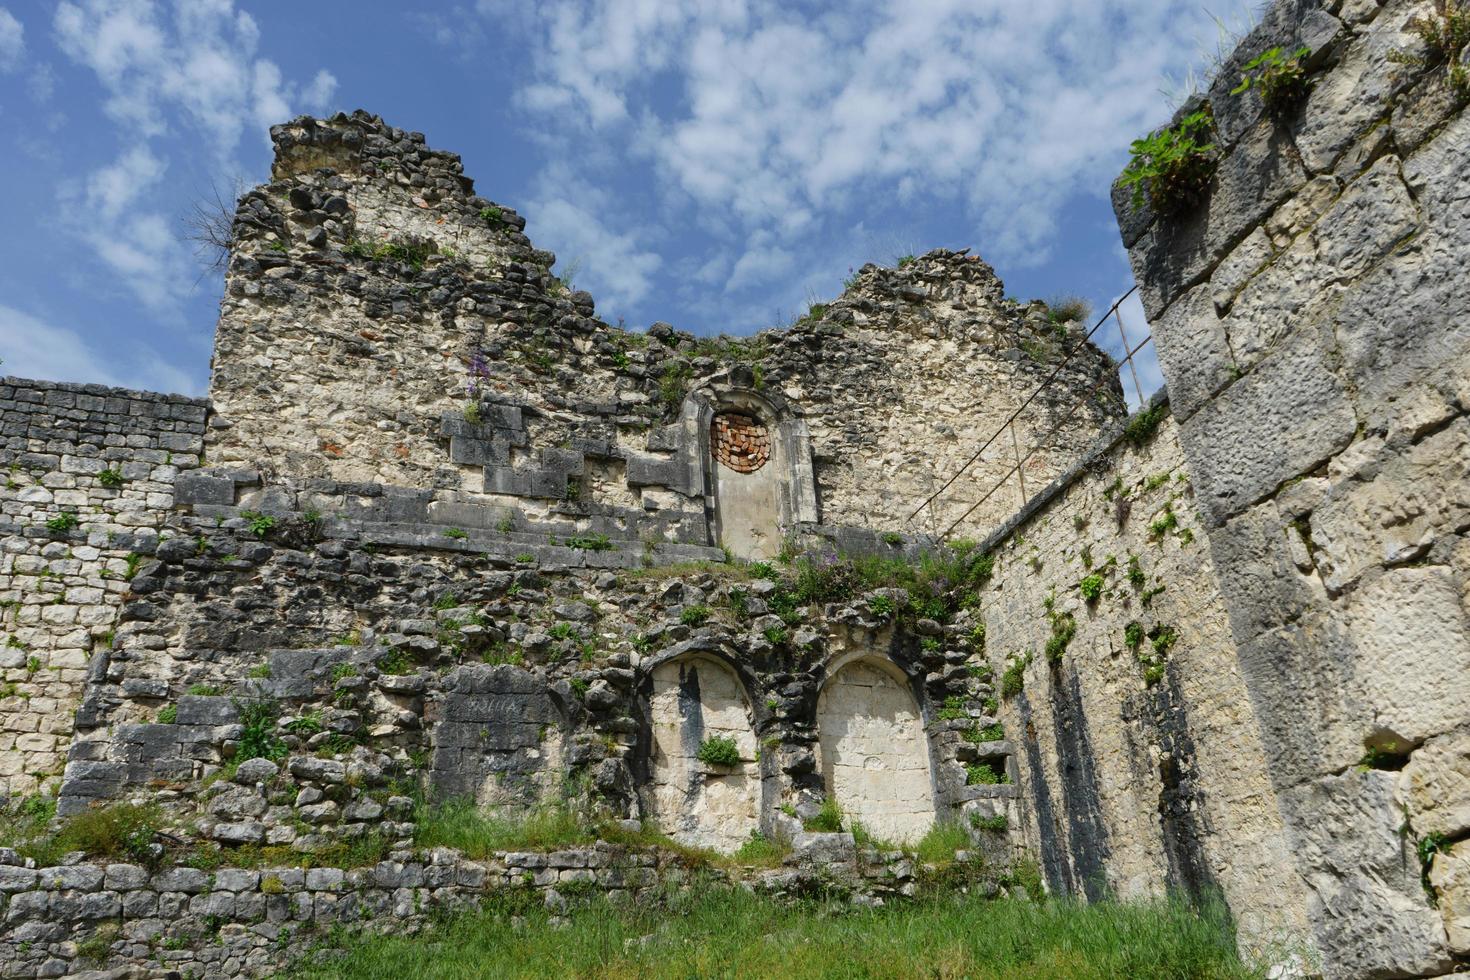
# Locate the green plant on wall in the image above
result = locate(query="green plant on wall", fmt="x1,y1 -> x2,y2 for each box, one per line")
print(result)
695,735 -> 741,767
1230,46 -> 1312,111
1119,109 -> 1218,213
1391,0 -> 1470,101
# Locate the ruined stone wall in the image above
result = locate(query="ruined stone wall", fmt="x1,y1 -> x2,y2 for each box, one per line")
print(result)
1116,0 -> 1470,973
0,378 -> 206,800
207,112 -> 1123,551
977,405 -> 1310,960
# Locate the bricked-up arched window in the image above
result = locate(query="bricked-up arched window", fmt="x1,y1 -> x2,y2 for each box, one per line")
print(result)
711,412 -> 771,473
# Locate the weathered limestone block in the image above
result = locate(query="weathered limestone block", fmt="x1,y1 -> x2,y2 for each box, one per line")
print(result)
1400,728 -> 1470,840
1291,0 -> 1421,173
1177,325 -> 1356,525
1146,283 -> 1236,422
1311,421 -> 1470,593
1344,566 -> 1470,748
1431,840 -> 1470,955
1284,768 -> 1453,978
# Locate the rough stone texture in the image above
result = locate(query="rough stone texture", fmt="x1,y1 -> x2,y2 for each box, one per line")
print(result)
649,654 -> 760,852
1115,0 -> 1470,971
0,379 -> 207,797
0,842 -> 933,979
206,111 -> 1123,551
978,408 -> 1311,957
816,658 -> 935,843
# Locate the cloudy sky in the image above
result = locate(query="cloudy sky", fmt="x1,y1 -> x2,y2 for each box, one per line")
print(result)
0,0 -> 1257,399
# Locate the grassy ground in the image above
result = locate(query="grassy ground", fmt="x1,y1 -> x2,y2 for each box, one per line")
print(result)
293,885 -> 1259,980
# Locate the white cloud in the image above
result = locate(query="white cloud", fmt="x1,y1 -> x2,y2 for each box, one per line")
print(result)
85,144 -> 165,218
456,0 -> 1230,314
525,196 -> 663,311
0,7 -> 22,72
49,0 -> 337,315
54,0 -> 336,159
0,303 -> 203,394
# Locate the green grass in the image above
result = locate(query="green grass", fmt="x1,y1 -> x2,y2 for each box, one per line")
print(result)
3,801 -> 161,868
414,800 -> 593,856
290,884 -> 1255,979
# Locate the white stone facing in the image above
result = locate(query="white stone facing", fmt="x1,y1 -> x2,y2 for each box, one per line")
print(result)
817,658 -> 935,844
648,655 -> 759,853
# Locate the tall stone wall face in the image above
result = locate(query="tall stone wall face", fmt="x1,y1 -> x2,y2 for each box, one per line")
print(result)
207,111 -> 1123,550
978,409 -> 1310,959
0,378 -> 207,799
1117,0 -> 1470,973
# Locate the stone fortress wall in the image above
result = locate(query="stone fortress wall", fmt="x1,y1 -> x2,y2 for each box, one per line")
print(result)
1113,0 -> 1470,974
0,381 -> 207,798
1,0 -> 1469,974
206,111 -> 1123,557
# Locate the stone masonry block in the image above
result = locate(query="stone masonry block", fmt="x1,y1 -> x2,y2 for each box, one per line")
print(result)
1178,324 -> 1356,525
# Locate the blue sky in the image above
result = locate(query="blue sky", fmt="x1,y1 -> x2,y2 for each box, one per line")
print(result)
0,1 -> 1259,401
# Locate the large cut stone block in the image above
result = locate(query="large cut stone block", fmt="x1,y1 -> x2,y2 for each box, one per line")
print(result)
1400,728 -> 1470,840
1345,567 -> 1470,749
1284,768 -> 1453,978
1430,840 -> 1470,955
1178,325 -> 1356,525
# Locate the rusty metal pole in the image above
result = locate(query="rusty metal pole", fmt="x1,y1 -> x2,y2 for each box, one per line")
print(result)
1113,306 -> 1146,409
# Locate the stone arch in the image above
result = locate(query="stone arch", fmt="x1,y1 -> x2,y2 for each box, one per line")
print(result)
679,372 -> 818,560
816,655 -> 936,843
646,652 -> 760,852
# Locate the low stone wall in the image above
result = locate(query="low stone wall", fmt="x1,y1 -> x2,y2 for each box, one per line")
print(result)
0,835 -> 934,979
0,379 -> 207,799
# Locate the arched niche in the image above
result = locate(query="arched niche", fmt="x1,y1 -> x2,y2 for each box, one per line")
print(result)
816,655 -> 936,843
646,653 -> 760,852
678,373 -> 818,560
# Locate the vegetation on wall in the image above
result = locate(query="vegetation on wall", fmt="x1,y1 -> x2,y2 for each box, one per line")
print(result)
1392,0 -> 1470,101
1231,46 -> 1313,112
1119,109 -> 1218,214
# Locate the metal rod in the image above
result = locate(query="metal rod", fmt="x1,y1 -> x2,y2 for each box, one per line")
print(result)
906,285 -> 1139,523
940,334 -> 1154,540
1114,305 -> 1145,409
1009,420 -> 1027,505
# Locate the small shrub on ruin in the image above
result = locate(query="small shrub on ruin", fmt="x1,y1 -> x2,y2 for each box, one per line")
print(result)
45,512 -> 79,533
806,797 -> 844,833
1079,573 -> 1105,602
1231,46 -> 1313,112
867,594 -> 897,620
680,604 -> 712,627
566,533 -> 613,552
966,762 -> 1008,786
234,699 -> 286,763
970,812 -> 1008,832
1046,296 -> 1092,329
1001,654 -> 1029,699
242,511 -> 276,538
97,468 -> 126,489
39,802 -> 163,868
157,704 -> 177,724
1123,403 -> 1168,447
1124,621 -> 1145,649
1120,109 -> 1217,214
1391,0 -> 1470,101
696,735 -> 742,767
378,649 -> 412,675
1044,613 -> 1076,666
